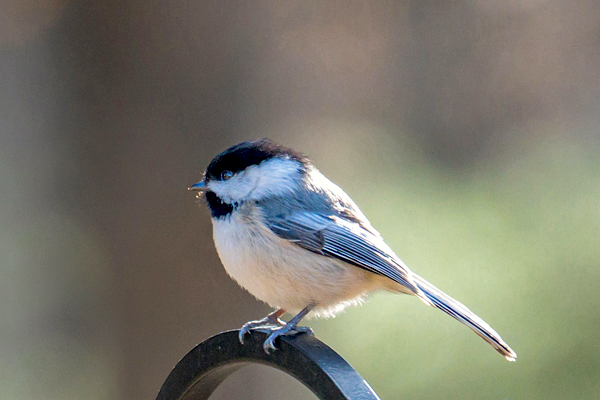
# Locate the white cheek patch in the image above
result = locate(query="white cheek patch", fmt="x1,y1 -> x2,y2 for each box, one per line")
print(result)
246,158 -> 303,200
208,158 -> 303,203
208,173 -> 257,203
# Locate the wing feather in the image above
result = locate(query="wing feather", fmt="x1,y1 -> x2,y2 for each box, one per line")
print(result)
266,212 -> 420,294
267,210 -> 517,360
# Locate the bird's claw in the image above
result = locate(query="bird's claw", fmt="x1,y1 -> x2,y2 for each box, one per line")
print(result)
262,325 -> 314,354
238,305 -> 315,352
238,318 -> 284,344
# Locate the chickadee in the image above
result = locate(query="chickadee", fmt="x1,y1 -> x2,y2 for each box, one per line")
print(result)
190,139 -> 517,361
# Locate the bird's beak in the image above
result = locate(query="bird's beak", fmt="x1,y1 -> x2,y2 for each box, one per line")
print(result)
188,180 -> 207,192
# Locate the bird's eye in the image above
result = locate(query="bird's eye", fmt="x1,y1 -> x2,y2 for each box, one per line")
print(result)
221,170 -> 233,181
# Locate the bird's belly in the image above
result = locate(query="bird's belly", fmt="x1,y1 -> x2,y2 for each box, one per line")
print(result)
212,215 -> 377,317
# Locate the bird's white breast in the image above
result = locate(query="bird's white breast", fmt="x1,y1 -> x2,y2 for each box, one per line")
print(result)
211,204 -> 380,317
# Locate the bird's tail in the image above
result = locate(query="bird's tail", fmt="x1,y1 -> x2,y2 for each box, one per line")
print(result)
412,274 -> 517,361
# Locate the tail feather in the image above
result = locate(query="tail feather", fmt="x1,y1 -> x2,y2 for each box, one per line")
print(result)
413,275 -> 517,361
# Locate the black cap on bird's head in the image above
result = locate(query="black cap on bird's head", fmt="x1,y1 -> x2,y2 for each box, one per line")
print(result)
205,139 -> 307,182
189,139 -> 307,191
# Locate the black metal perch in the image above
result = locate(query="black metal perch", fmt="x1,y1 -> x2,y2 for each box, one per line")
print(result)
156,329 -> 381,400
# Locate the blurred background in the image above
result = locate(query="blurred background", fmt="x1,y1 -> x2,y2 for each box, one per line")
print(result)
1,0 -> 599,399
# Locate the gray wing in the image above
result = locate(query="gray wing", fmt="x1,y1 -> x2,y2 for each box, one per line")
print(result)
266,211 -> 420,294
268,210 -> 517,360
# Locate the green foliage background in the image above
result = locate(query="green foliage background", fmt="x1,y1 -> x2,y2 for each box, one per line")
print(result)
311,132 -> 600,399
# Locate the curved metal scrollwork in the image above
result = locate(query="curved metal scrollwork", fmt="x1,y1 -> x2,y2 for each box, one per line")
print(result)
156,329 -> 381,400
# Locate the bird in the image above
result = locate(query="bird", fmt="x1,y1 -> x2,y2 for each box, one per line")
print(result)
189,138 -> 517,361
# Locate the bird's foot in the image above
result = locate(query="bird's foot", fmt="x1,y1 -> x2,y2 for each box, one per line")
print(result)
262,323 -> 314,354
238,311 -> 285,344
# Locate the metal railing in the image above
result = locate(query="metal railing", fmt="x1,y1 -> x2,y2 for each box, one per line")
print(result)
156,329 -> 381,400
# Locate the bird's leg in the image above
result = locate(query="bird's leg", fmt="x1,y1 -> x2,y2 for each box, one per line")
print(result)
238,308 -> 286,344
263,303 -> 316,354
